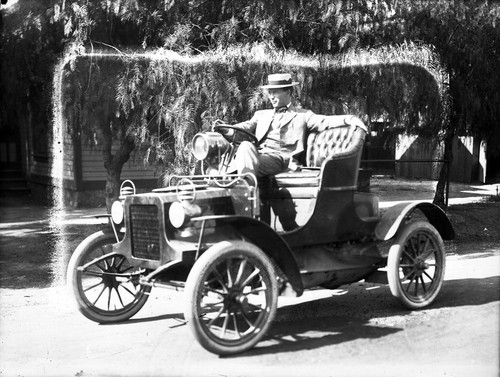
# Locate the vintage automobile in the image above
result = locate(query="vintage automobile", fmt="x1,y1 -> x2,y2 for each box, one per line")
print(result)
67,115 -> 455,355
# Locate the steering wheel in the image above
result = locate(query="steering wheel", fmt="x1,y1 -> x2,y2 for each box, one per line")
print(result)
213,124 -> 258,146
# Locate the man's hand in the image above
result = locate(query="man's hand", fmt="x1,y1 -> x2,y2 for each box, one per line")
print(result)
212,120 -> 235,137
345,115 -> 368,132
211,119 -> 225,132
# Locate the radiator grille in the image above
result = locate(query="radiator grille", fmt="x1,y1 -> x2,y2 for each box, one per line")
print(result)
130,204 -> 161,260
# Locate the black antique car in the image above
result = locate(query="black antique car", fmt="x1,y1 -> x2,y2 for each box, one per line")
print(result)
67,116 -> 455,355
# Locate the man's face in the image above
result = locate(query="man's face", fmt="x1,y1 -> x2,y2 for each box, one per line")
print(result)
266,88 -> 292,109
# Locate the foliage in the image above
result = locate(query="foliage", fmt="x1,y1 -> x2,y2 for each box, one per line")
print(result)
59,43 -> 445,179
1,0 -> 499,206
396,1 -> 500,204
0,0 -> 65,156
412,2 -> 500,153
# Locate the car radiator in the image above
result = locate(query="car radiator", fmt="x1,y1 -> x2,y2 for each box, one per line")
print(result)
129,204 -> 161,260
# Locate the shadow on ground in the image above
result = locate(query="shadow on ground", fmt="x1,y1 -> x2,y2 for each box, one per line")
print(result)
234,275 -> 500,357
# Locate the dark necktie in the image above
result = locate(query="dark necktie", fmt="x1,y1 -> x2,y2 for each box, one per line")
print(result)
271,107 -> 287,129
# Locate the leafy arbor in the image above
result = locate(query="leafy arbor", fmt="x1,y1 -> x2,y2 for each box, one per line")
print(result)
62,43 -> 446,208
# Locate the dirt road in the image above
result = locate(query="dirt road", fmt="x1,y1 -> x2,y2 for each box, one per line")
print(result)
1,179 -> 499,377
0,251 -> 498,377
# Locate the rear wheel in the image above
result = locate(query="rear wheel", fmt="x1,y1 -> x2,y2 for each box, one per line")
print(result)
184,241 -> 278,355
67,231 -> 150,323
387,221 -> 446,309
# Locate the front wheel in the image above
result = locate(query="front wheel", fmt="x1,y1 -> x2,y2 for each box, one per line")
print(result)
67,231 -> 150,323
387,221 -> 446,309
184,241 -> 278,355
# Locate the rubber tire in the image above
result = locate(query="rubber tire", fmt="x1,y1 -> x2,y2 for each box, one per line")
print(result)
67,231 -> 150,323
387,221 -> 446,309
184,241 -> 278,355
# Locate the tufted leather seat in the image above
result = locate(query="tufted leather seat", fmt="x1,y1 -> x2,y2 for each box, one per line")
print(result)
269,124 -> 367,191
306,125 -> 361,167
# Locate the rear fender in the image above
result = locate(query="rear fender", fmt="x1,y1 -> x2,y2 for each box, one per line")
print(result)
211,216 -> 304,296
375,202 -> 455,241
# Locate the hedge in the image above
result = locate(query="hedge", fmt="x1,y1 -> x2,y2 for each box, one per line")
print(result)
60,42 -> 448,176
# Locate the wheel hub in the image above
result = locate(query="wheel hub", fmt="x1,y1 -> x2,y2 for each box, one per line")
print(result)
415,259 -> 429,271
101,265 -> 119,289
224,286 -> 246,312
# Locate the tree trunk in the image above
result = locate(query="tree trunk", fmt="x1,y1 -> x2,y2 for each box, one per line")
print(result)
103,130 -> 136,212
105,166 -> 122,212
433,127 -> 455,208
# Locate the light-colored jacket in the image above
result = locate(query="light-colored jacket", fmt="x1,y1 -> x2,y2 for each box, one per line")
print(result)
234,104 -> 361,165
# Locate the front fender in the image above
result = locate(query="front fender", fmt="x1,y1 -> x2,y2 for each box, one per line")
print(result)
375,202 -> 455,241
204,216 -> 304,296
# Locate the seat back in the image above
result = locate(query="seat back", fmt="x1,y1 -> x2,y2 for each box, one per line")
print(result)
308,124 -> 366,189
306,124 -> 366,168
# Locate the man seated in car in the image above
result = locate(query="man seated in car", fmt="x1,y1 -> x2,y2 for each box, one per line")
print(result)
217,72 -> 364,186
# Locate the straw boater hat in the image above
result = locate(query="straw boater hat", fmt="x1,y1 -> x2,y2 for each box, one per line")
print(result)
261,73 -> 299,89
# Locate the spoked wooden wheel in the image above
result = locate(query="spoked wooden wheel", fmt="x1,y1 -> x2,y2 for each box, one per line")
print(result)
184,241 -> 278,355
387,221 -> 446,309
67,231 -> 150,323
